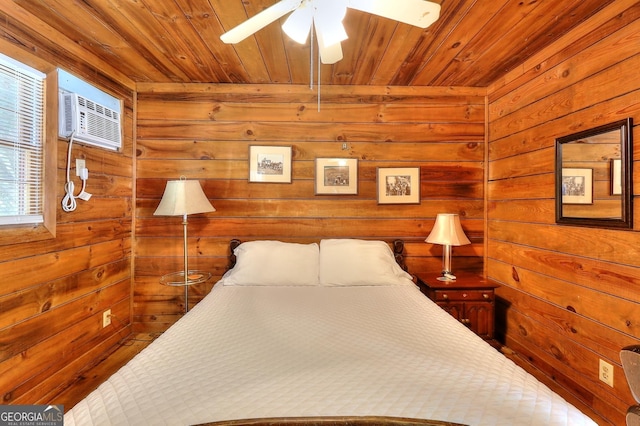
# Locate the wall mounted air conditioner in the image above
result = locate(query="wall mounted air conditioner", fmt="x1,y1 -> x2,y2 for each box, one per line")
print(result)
58,92 -> 122,151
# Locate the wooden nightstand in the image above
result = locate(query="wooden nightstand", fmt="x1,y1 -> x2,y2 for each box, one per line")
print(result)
416,273 -> 499,340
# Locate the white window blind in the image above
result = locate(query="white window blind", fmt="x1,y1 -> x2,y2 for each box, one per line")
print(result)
0,53 -> 46,226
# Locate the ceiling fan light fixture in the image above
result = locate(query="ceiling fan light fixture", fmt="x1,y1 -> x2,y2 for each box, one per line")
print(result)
315,30 -> 344,64
313,0 -> 349,47
314,17 -> 348,47
282,3 -> 313,44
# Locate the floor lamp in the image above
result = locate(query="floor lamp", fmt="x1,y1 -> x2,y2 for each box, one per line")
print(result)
154,178 -> 215,313
425,213 -> 470,281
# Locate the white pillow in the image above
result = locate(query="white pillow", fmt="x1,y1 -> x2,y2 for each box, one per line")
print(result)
222,240 -> 319,286
319,239 -> 414,286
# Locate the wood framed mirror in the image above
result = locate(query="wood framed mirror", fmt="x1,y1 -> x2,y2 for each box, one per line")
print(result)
556,118 -> 633,229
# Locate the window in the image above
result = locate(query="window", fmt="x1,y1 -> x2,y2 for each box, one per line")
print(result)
0,53 -> 46,226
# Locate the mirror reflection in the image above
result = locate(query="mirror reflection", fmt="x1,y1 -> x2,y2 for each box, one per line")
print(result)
556,118 -> 633,228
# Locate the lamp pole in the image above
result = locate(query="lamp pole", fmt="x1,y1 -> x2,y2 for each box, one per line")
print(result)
182,213 -> 189,312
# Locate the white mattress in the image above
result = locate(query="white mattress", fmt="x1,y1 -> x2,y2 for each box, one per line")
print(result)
64,284 -> 597,426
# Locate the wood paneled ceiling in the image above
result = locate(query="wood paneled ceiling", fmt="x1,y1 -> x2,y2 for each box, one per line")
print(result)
7,0 -> 616,87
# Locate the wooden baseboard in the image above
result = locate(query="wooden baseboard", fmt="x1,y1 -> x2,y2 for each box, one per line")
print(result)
51,333 -> 159,410
499,345 -> 610,425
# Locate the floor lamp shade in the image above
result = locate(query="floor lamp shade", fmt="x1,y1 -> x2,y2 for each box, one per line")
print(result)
425,213 -> 470,280
154,178 -> 214,313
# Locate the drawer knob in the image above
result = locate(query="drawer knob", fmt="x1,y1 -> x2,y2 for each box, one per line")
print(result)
442,294 -> 448,299
483,293 -> 489,299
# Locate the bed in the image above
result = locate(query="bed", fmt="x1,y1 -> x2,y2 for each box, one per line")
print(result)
64,239 -> 597,426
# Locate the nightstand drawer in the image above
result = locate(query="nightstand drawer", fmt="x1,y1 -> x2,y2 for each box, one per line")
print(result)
432,290 -> 493,302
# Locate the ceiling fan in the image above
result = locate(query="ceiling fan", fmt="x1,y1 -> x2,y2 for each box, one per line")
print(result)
220,0 -> 441,64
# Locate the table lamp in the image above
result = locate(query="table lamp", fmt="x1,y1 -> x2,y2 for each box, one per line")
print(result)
425,213 -> 470,281
154,177 -> 215,312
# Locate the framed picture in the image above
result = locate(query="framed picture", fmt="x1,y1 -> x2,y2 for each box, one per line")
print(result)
611,159 -> 622,195
377,167 -> 421,204
561,168 -> 593,204
315,158 -> 358,195
248,145 -> 292,183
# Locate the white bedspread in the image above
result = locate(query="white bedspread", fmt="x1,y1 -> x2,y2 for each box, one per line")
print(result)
64,284 -> 596,426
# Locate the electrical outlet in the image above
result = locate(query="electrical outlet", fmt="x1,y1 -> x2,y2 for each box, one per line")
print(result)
102,309 -> 111,328
76,159 -> 86,176
599,358 -> 614,387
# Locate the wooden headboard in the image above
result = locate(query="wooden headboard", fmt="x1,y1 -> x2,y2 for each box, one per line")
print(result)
227,239 -> 408,271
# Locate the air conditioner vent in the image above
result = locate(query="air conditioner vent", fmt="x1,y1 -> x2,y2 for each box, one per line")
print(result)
58,92 -> 122,151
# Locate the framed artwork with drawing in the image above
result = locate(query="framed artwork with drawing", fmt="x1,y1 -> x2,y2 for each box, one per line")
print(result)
315,158 -> 358,195
377,167 -> 420,204
248,145 -> 292,183
561,168 -> 593,204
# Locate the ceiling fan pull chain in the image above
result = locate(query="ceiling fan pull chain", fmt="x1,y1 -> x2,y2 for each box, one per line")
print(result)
310,21 -> 314,91
317,39 -> 321,112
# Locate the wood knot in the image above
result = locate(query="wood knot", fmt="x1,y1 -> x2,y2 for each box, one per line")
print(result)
511,267 -> 520,282
466,142 -> 479,150
566,305 -> 576,313
550,345 -> 564,360
41,300 -> 52,312
518,325 -> 527,336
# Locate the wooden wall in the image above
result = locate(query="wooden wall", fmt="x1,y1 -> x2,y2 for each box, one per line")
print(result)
134,84 -> 486,331
0,5 -> 135,407
487,2 -> 640,425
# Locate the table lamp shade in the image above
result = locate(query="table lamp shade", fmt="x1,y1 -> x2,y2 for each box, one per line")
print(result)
154,179 -> 215,216
425,213 -> 470,246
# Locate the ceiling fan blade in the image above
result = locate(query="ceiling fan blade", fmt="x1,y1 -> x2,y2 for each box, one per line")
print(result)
347,0 -> 441,29
220,0 -> 302,44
